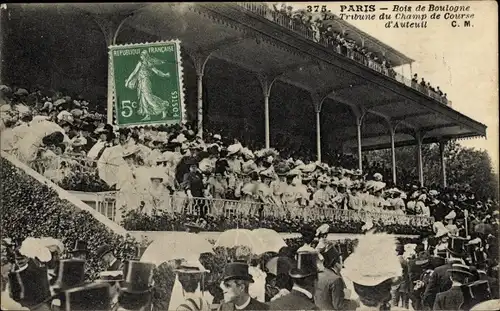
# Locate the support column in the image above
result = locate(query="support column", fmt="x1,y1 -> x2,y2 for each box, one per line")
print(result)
356,117 -> 363,172
416,132 -> 424,187
91,13 -> 132,125
190,51 -> 211,138
257,74 -> 277,149
389,125 -> 397,185
315,108 -> 322,162
439,141 -> 448,188
311,93 -> 325,163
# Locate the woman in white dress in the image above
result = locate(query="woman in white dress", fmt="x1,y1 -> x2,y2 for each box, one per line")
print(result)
115,146 -> 143,223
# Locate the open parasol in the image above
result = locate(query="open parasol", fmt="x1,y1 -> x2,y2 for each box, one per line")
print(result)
214,229 -> 266,254
140,232 -> 214,265
252,228 -> 287,254
97,145 -> 126,187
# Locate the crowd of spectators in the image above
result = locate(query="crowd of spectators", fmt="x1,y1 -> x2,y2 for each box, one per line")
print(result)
238,2 -> 451,106
1,84 -> 497,236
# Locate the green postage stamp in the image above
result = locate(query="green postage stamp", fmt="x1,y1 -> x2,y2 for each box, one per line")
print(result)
109,41 -> 185,127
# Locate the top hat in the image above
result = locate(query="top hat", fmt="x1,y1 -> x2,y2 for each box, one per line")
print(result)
119,261 -> 155,293
8,259 -> 53,308
321,246 -> 341,268
60,282 -> 111,311
471,250 -> 486,266
95,244 -> 114,259
222,262 -> 254,283
447,236 -> 468,257
52,259 -> 86,291
69,240 -> 88,254
289,251 -> 319,279
461,280 -> 492,310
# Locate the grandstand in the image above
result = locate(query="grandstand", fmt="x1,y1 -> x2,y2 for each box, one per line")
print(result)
2,3 -> 486,188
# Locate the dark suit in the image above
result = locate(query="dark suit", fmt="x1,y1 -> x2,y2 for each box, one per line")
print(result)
423,263 -> 453,309
479,271 -> 499,299
108,259 -> 124,271
268,289 -> 319,311
218,298 -> 269,311
432,286 -> 464,310
314,268 -> 352,310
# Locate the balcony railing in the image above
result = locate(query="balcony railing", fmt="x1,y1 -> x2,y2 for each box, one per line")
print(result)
29,155 -> 433,229
234,2 -> 452,107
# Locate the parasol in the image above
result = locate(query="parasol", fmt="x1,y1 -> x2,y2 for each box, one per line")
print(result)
252,228 -> 287,254
214,229 -> 266,254
97,145 -> 126,187
265,256 -> 295,276
15,121 -> 69,163
140,232 -> 213,265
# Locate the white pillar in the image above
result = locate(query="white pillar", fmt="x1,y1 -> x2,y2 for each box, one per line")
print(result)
416,133 -> 424,187
191,52 -> 211,139
264,93 -> 270,149
390,126 -> 396,185
258,74 -> 276,149
356,117 -> 363,172
196,73 -> 203,137
316,109 -> 321,162
439,141 -> 447,188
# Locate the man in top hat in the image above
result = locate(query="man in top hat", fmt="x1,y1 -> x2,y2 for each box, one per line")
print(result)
315,245 -> 356,311
423,236 -> 468,309
268,251 -> 320,311
69,240 -> 89,260
7,258 -> 54,311
218,262 -> 268,311
116,261 -> 155,311
59,282 -> 112,311
96,244 -> 124,271
473,250 -> 499,299
433,263 -> 474,310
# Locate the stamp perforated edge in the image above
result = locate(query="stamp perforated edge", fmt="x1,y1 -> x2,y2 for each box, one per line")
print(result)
107,40 -> 187,129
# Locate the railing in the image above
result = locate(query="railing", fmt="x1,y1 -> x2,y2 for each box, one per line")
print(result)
27,154 -> 433,228
234,2 -> 452,107
118,194 -> 434,228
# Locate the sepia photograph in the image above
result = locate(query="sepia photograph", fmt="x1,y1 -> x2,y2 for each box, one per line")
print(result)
0,2 -> 498,311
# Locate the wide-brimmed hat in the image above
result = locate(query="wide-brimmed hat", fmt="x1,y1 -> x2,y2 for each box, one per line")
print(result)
69,240 -> 88,254
222,262 -> 254,283
275,162 -> 291,176
8,259 -> 53,308
96,270 -> 124,283
462,280 -> 492,310
372,181 -> 386,193
448,263 -> 473,276
122,146 -> 140,158
52,259 -> 86,291
444,211 -> 456,220
95,244 -> 113,259
175,259 -> 209,274
259,168 -> 274,179
447,236 -> 468,257
414,252 -> 430,266
119,261 -> 155,293
289,251 -> 319,278
60,283 -> 111,311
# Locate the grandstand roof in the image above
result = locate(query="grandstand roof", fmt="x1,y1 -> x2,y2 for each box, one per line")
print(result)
44,3 -> 488,151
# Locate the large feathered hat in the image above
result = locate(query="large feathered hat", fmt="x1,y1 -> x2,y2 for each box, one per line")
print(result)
342,232 -> 402,286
